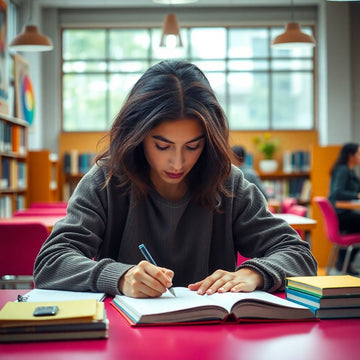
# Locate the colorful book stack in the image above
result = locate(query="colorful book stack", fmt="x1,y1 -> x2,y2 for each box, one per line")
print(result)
0,298 -> 108,342
285,275 -> 360,319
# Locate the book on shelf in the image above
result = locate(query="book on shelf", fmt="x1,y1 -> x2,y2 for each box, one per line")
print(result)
64,150 -> 96,176
111,287 -> 315,326
286,275 -> 360,297
0,195 -> 12,218
282,150 -> 310,173
0,299 -> 108,342
263,177 -> 309,202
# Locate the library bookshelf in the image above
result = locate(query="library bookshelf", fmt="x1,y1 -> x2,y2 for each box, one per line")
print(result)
259,171 -> 311,205
0,114 -> 28,217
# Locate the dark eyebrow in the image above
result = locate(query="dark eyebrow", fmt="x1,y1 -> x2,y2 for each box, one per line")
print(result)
152,134 -> 205,144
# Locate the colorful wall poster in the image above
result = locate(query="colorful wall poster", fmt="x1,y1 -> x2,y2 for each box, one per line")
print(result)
14,53 -> 35,126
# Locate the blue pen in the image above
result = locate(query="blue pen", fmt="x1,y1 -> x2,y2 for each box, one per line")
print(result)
139,244 -> 176,297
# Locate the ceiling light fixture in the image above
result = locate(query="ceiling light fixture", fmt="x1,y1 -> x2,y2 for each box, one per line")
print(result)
9,0 -> 53,52
271,0 -> 316,49
9,25 -> 54,52
160,13 -> 183,48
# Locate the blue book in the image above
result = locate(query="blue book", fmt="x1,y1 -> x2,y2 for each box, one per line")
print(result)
286,288 -> 360,309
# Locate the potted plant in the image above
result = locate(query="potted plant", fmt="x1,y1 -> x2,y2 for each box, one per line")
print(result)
253,133 -> 280,173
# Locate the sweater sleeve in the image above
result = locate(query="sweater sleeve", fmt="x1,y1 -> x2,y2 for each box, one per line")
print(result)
33,165 -> 133,295
230,169 -> 318,292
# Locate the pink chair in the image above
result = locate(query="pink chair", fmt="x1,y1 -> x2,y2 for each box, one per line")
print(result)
13,208 -> 67,217
281,197 -> 297,213
287,204 -> 307,217
313,196 -> 360,275
0,222 -> 49,289
287,204 -> 308,239
30,201 -> 68,209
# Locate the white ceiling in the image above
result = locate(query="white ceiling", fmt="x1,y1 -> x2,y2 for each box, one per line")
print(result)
35,0 -> 321,8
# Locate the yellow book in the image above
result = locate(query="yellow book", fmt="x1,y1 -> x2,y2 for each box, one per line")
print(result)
0,299 -> 103,327
286,275 -> 360,297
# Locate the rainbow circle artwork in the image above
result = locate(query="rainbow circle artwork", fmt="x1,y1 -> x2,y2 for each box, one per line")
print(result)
21,75 -> 35,126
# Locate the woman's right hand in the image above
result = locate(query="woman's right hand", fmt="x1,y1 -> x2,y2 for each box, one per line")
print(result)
118,260 -> 174,298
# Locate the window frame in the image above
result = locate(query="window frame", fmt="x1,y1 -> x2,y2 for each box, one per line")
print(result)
60,25 -> 317,133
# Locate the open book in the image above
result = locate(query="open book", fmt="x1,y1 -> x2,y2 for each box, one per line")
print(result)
111,287 -> 315,326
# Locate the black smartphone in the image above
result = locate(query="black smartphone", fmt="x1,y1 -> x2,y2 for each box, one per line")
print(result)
33,306 -> 59,317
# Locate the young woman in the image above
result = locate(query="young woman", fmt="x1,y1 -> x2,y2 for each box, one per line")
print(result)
34,60 -> 317,298
329,143 -> 360,275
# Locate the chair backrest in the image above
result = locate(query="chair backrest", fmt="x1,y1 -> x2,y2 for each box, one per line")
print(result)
313,196 -> 340,243
287,204 -> 307,217
0,222 -> 49,277
30,201 -> 68,209
281,197 -> 297,213
13,208 -> 67,217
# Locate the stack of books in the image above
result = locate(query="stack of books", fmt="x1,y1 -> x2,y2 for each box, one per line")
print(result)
0,298 -> 108,342
285,275 -> 360,319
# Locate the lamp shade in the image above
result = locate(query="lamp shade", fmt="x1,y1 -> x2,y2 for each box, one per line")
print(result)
271,22 -> 315,49
9,25 -> 54,52
160,13 -> 183,47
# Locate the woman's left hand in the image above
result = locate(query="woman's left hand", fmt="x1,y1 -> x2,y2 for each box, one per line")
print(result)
188,268 -> 264,295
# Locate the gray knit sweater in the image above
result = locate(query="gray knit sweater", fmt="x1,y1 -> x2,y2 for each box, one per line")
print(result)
33,164 -> 317,295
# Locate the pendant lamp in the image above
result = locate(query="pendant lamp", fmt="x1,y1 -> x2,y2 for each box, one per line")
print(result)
160,13 -> 183,47
9,25 -> 54,52
271,0 -> 315,49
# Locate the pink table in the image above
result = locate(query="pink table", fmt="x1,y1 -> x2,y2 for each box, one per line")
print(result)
1,290 -> 359,360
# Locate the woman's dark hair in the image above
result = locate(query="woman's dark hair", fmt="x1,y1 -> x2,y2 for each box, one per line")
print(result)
330,142 -> 360,175
97,60 -> 233,210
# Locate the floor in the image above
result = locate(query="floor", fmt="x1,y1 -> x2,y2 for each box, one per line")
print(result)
321,252 -> 360,276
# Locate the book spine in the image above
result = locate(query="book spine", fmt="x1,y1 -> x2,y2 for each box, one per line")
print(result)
285,289 -> 320,309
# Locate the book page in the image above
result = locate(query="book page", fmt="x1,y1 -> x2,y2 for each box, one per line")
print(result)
207,290 -> 310,311
114,287 -> 222,317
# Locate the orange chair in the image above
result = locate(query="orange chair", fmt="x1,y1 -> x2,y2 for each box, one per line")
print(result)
0,222 -> 49,288
313,196 -> 360,275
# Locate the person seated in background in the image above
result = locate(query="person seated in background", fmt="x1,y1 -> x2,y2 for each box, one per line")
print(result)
328,142 -> 360,276
232,145 -> 268,200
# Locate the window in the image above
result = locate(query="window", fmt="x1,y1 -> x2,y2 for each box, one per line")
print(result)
62,26 -> 315,132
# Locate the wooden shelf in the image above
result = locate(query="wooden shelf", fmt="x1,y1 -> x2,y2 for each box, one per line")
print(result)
258,171 -> 310,179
